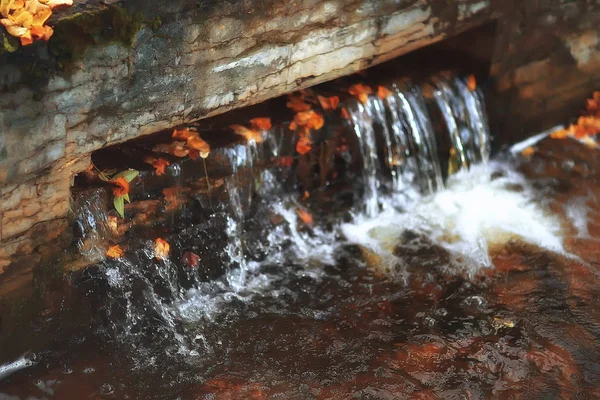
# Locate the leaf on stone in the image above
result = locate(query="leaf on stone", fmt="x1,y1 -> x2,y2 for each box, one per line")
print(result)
292,110 -> 324,131
111,177 -> 130,197
296,134 -> 312,155
144,156 -> 170,176
521,146 -> 535,157
182,251 -> 200,268
113,196 -> 125,218
348,84 -> 373,104
467,75 -> 477,92
187,135 -> 210,158
340,108 -> 351,120
377,86 -> 392,100
286,93 -> 312,112
231,124 -> 263,144
106,245 -> 124,259
317,95 -> 340,111
296,208 -> 313,225
154,238 -> 170,260
250,117 -> 272,131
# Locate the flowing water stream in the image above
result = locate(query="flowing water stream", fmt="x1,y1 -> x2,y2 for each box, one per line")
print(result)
2,75 -> 600,399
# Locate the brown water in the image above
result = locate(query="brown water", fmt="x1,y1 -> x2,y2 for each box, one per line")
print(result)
1,137 -> 600,399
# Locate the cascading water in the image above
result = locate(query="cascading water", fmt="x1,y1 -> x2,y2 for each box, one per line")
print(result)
88,73 -> 561,337
3,71 -> 596,399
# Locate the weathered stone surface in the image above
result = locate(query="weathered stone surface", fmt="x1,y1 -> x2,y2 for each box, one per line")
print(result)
487,0 -> 600,146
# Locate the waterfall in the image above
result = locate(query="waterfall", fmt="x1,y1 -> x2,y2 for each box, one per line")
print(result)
82,73 -> 494,345
344,76 -> 490,215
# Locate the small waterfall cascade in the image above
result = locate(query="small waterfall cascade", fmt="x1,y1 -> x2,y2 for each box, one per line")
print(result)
344,75 -> 490,215
74,73 -> 493,349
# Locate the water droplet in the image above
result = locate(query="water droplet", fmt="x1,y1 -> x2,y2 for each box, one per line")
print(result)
100,383 -> 115,395
83,367 -> 96,374
460,295 -> 487,309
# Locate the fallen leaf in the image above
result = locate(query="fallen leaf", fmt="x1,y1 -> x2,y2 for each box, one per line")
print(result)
348,84 -> 373,104
340,108 -> 351,120
172,128 -> 197,141
153,142 -> 190,158
182,251 -> 200,268
187,135 -> 210,158
286,94 -> 312,112
106,245 -> 124,259
112,177 -> 130,197
521,146 -> 535,157
154,238 -> 170,260
297,208 -> 313,225
467,75 -> 477,92
293,110 -> 324,130
585,91 -> 600,115
550,128 -> 570,139
144,156 -> 171,176
317,95 -> 340,111
250,117 -> 272,131
303,191 -> 310,200
296,134 -> 312,155
231,124 -> 263,143
377,86 -> 392,100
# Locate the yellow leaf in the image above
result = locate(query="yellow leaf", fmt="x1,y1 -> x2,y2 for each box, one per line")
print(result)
106,245 -> 124,259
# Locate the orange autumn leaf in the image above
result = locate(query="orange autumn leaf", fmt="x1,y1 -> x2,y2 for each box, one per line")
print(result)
550,128 -> 570,139
297,208 -> 313,225
521,146 -> 535,157
585,91 -> 600,115
348,83 -> 373,104
231,124 -> 263,143
317,95 -> 340,111
106,245 -> 124,259
303,191 -> 310,200
296,135 -> 312,155
144,156 -> 171,176
377,86 -> 392,100
250,117 -> 272,131
571,116 -> 600,139
182,251 -> 200,268
467,75 -> 477,92
188,149 -> 200,160
112,177 -> 130,197
0,0 -> 72,46
340,108 -> 351,120
153,142 -> 189,158
154,238 -> 170,260
187,135 -> 210,158
153,158 -> 170,176
172,128 -> 196,142
293,110 -> 324,131
286,94 -> 312,112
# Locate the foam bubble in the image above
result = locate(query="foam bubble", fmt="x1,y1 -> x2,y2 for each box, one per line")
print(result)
342,162 -> 565,274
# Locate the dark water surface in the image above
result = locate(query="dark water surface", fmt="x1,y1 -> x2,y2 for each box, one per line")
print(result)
2,139 -> 600,398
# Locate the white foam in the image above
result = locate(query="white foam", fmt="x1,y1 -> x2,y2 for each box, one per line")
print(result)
342,162 -> 565,274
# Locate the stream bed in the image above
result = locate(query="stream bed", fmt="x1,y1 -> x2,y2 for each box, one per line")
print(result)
1,77 -> 600,399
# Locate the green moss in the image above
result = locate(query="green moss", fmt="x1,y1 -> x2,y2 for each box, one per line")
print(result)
49,5 -> 145,67
32,254 -> 68,298
2,34 -> 19,53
